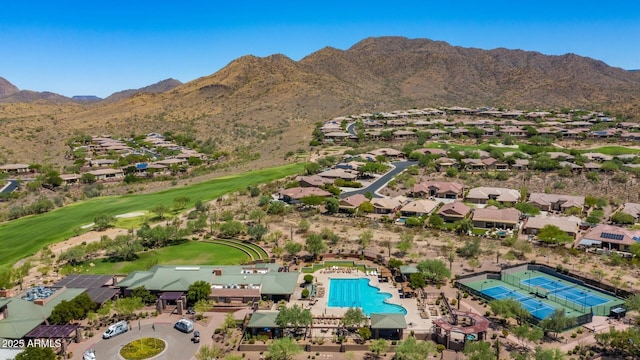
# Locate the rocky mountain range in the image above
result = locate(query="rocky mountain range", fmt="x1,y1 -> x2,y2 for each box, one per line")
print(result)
1,36 -> 639,165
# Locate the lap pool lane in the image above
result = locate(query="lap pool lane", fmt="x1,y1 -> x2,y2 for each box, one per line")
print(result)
75,321 -> 200,360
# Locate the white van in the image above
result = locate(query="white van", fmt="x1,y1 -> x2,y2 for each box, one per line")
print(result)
103,320 -> 128,339
174,319 -> 194,333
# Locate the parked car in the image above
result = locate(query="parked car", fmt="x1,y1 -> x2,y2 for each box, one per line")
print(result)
83,349 -> 96,360
191,330 -> 200,343
103,320 -> 128,339
174,319 -> 194,333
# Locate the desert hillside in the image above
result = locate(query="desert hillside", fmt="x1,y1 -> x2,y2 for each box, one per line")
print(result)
1,36 -> 640,165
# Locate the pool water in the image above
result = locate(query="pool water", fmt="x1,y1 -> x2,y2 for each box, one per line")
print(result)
328,278 -> 407,316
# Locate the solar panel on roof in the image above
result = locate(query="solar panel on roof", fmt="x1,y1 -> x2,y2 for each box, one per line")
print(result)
600,232 -> 624,241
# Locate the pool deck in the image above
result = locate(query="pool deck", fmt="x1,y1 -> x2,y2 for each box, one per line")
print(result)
288,267 -> 434,335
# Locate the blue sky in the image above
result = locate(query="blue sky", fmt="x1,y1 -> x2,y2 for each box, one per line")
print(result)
1,1 -> 638,98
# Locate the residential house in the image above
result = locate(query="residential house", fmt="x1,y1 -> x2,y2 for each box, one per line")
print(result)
437,202 -> 471,222
89,159 -> 117,168
0,164 -> 30,174
60,174 -> 81,185
435,158 -> 457,172
338,194 -> 369,213
461,158 -> 486,171
296,175 -> 333,188
523,215 -> 581,238
371,196 -> 407,215
577,224 -> 640,252
399,199 -> 439,217
465,187 -> 521,205
277,187 -> 331,204
87,168 -> 124,181
620,203 -> 640,221
155,158 -> 188,167
547,152 -> 575,162
511,159 -> 529,171
324,131 -> 355,143
583,153 -> 614,162
392,130 -> 417,141
318,168 -> 359,181
412,181 -> 465,199
368,148 -> 404,159
413,148 -> 448,157
471,207 -> 521,229
527,193 -> 585,213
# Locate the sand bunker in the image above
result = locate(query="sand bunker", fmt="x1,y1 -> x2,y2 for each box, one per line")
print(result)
115,211 -> 146,218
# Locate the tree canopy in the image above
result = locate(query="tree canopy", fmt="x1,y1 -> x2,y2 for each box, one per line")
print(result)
536,225 -> 573,245
275,304 -> 312,333
267,337 -> 303,360
187,280 -> 211,304
416,259 -> 450,284
489,298 -> 530,325
394,337 -> 436,360
341,307 -> 367,328
15,347 -> 56,360
305,234 -> 327,259
539,309 -> 576,339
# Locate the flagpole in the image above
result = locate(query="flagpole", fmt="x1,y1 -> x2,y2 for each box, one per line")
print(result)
153,323 -> 156,349
139,319 -> 143,351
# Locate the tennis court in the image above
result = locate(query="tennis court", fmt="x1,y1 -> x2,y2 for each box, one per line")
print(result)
482,285 -> 556,319
458,264 -> 626,326
521,275 -> 609,308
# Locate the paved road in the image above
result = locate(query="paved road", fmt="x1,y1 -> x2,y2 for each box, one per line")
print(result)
75,322 -> 199,360
346,122 -> 357,136
340,161 -> 417,199
0,180 -> 18,194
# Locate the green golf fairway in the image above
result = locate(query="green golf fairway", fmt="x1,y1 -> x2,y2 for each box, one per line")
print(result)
0,163 -> 303,269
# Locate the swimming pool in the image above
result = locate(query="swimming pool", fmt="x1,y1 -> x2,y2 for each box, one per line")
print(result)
328,278 -> 407,316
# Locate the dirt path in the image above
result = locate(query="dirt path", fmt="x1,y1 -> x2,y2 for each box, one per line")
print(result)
49,228 -> 130,255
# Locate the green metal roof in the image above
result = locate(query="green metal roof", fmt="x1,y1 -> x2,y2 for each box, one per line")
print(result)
399,265 -> 419,274
246,311 -> 280,328
117,266 -> 215,291
0,288 -> 86,339
118,264 -> 299,295
370,313 -> 407,329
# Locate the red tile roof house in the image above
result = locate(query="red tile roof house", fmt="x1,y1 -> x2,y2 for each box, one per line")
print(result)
522,214 -> 581,238
338,194 -> 369,213
399,199 -> 439,217
465,187 -> 521,205
472,207 -> 521,229
576,224 -> 640,253
412,181 -> 465,199
437,202 -> 472,222
277,187 -> 331,204
527,193 -> 585,213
